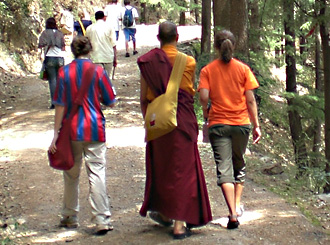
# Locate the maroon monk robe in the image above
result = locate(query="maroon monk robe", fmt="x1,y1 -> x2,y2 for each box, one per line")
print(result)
137,48 -> 212,227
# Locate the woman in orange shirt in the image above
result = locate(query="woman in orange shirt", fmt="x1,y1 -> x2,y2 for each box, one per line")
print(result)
198,30 -> 261,229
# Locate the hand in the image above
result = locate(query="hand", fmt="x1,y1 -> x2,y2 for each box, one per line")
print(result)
252,126 -> 261,144
202,108 -> 209,121
48,132 -> 59,154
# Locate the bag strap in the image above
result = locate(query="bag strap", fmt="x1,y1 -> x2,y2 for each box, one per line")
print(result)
165,51 -> 187,94
78,19 -> 86,36
66,64 -> 96,122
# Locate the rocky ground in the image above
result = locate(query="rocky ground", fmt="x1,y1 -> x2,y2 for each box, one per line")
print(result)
0,25 -> 329,244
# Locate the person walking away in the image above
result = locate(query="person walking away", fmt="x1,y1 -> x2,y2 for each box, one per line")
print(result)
85,11 -> 117,78
119,0 -> 139,57
104,0 -> 121,41
198,30 -> 261,229
48,35 -> 117,235
138,21 -> 212,240
74,10 -> 92,36
59,5 -> 74,64
38,17 -> 65,109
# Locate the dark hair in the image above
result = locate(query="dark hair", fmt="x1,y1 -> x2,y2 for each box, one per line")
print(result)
158,21 -> 177,44
45,17 -> 57,30
214,30 -> 235,63
124,0 -> 130,6
71,36 -> 93,58
95,11 -> 105,20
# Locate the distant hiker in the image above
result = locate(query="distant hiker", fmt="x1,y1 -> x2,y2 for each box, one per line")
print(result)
85,11 -> 117,77
104,0 -> 121,41
38,17 -> 65,109
48,35 -> 117,235
198,29 -> 261,229
138,21 -> 212,240
119,0 -> 139,57
59,5 -> 74,64
74,10 -> 92,36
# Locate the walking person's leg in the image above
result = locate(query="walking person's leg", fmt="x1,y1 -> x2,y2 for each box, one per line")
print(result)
209,125 -> 239,229
123,28 -> 130,57
45,57 -> 57,109
94,63 -> 113,78
84,142 -> 112,234
61,141 -> 84,228
131,28 -> 138,55
232,125 -> 250,217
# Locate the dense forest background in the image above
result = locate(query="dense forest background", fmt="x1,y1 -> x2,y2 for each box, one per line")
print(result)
0,0 -> 330,230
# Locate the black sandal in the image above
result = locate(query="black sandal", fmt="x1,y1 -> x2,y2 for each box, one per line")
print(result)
227,215 -> 240,229
149,212 -> 173,227
173,227 -> 191,240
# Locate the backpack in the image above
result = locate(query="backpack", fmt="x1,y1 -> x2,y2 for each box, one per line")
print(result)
123,7 -> 134,27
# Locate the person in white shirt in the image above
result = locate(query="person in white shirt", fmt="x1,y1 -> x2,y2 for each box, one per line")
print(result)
104,0 -> 121,41
85,11 -> 117,77
119,0 -> 139,57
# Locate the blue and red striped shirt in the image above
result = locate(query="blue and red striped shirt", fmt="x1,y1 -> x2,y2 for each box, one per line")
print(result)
53,59 -> 116,142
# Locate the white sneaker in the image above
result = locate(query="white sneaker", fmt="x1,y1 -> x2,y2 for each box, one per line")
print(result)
236,205 -> 244,217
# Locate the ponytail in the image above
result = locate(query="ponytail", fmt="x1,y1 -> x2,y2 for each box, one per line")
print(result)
214,30 -> 235,63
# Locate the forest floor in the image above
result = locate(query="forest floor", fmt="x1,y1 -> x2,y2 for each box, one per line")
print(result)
0,25 -> 329,244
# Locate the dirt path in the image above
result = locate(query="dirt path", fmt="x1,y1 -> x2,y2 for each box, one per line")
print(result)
0,25 -> 329,244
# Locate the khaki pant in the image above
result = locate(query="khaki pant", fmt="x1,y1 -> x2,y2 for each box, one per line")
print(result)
62,141 -> 111,225
95,63 -> 113,78
209,124 -> 250,185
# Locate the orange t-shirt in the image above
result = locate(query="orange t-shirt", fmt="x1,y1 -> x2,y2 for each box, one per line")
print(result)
198,58 -> 259,126
146,44 -> 196,101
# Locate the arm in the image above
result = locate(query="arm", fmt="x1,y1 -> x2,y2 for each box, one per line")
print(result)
140,75 -> 148,118
48,105 -> 65,153
199,88 -> 210,120
245,90 -> 261,144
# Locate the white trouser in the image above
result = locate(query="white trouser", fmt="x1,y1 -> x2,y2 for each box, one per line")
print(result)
62,141 -> 111,225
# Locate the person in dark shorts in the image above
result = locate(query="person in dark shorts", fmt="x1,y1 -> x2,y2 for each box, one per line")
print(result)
198,30 -> 261,230
119,0 -> 139,57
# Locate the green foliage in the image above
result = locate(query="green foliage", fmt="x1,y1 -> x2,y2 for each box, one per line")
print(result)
1,238 -> 12,245
194,49 -> 213,127
141,0 -> 193,22
284,92 -> 324,121
41,0 -> 53,17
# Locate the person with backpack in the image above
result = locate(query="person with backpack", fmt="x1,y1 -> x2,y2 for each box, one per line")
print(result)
119,0 -> 139,57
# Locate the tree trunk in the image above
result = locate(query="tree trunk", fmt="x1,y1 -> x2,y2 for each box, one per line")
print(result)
140,2 -> 147,24
319,0 -> 330,193
283,0 -> 308,176
178,0 -> 187,26
230,0 -> 248,56
312,25 -> 322,165
194,0 -> 199,24
201,0 -> 211,54
179,12 -> 186,25
213,0 -> 248,56
213,0 -> 230,32
248,0 -> 260,53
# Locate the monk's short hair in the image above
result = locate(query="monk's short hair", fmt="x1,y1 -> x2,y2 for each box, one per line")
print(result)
158,21 -> 177,44
71,36 -> 93,58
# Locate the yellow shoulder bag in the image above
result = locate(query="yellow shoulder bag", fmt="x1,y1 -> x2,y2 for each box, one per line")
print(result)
144,52 -> 187,142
